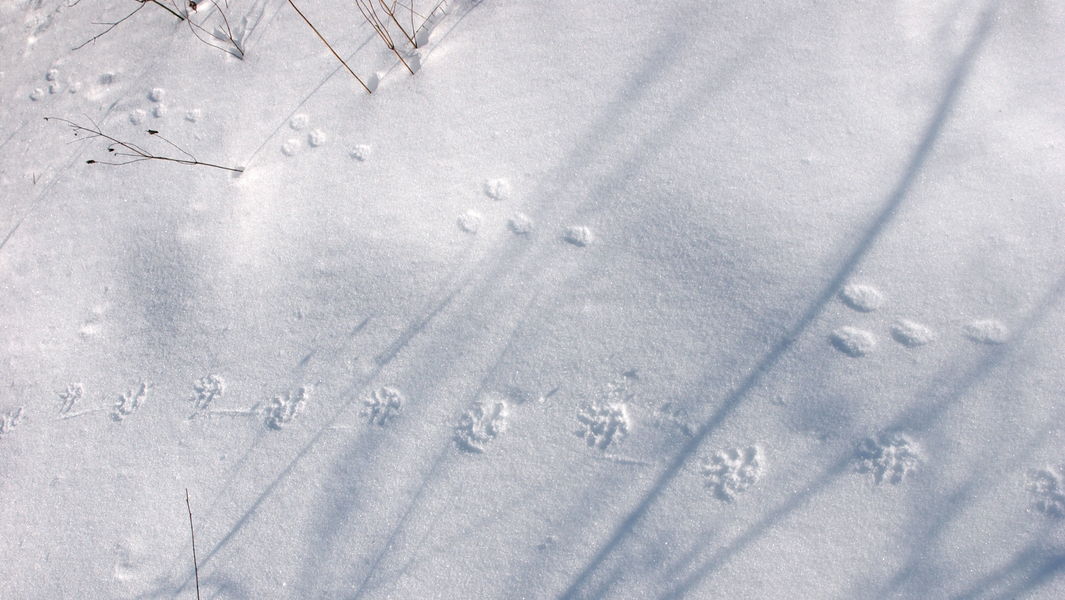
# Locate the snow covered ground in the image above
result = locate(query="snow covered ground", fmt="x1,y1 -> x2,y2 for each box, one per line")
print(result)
2,0 -> 1064,598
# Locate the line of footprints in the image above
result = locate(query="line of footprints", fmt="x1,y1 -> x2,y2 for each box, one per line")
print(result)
830,282 -> 1009,357
280,113 -> 593,244
4,360 -> 1059,519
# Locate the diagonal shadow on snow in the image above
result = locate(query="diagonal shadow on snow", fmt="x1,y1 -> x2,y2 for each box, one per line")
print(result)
554,4 -> 1002,599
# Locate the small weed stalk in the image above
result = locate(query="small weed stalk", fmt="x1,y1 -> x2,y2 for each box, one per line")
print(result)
354,0 -> 415,74
46,117 -> 244,173
183,0 -> 246,59
75,0 -> 244,59
286,0 -> 372,93
185,489 -> 201,600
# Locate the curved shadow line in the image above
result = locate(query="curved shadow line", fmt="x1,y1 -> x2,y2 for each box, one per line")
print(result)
556,6 -> 998,599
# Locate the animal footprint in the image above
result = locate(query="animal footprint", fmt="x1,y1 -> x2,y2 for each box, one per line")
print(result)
830,326 -> 875,357
483,178 -> 511,200
856,432 -> 922,484
1027,467 -> 1065,518
576,403 -> 629,450
454,399 -> 508,453
350,145 -> 372,161
112,382 -> 151,422
191,375 -> 225,411
265,387 -> 309,429
308,129 -> 327,147
564,226 -> 593,247
361,386 -> 403,426
508,213 -> 533,234
0,406 -> 24,439
839,283 -> 883,312
891,319 -> 935,347
965,319 -> 1008,345
457,211 -> 483,234
281,138 -> 300,156
702,445 -> 764,501
289,114 -> 309,130
58,383 -> 83,415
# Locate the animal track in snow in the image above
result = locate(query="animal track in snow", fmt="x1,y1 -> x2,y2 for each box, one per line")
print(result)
1027,467 -> 1065,518
265,387 -> 309,429
483,178 -> 511,200
965,320 -> 1008,345
576,403 -> 629,450
702,445 -> 764,501
281,138 -> 300,156
152,104 -> 167,118
129,109 -> 146,125
856,432 -> 921,484
830,327 -> 875,357
350,145 -> 372,161
308,129 -> 327,147
564,226 -> 593,247
148,88 -> 165,102
0,407 -> 24,439
290,114 -> 309,130
361,386 -> 403,426
185,109 -> 202,123
891,319 -> 935,347
29,88 -> 43,101
839,283 -> 883,312
457,211 -> 483,234
58,383 -> 83,415
653,402 -> 694,437
112,382 -> 151,422
191,375 -> 225,411
508,213 -> 533,234
454,399 -> 508,453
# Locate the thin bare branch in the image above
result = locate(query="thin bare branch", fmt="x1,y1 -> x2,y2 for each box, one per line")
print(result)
46,117 -> 244,173
73,2 -> 149,51
287,0 -> 372,93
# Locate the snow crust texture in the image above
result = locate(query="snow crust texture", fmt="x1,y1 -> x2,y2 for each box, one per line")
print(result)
702,445 -> 765,501
856,433 -> 922,484
454,399 -> 508,453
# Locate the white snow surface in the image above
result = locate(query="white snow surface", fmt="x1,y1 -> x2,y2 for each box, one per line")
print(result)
2,1 -> 1065,599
